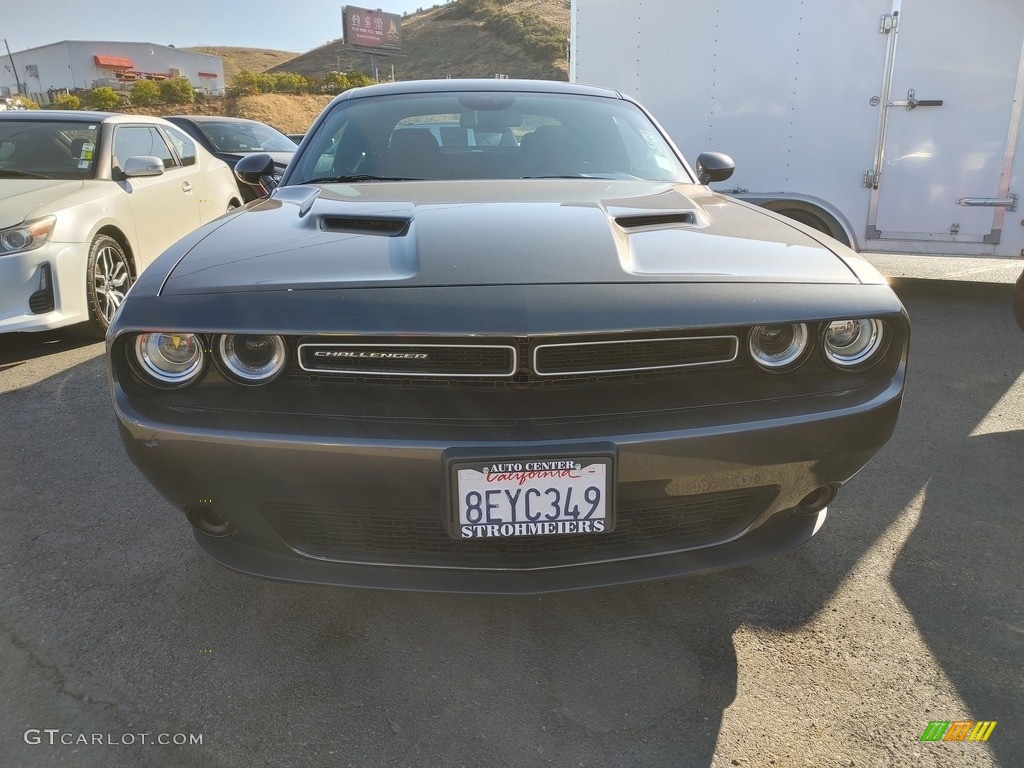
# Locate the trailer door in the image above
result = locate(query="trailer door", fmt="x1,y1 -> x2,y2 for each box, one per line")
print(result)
867,0 -> 1024,248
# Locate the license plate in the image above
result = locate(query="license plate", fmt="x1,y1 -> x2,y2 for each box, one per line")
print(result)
451,455 -> 613,539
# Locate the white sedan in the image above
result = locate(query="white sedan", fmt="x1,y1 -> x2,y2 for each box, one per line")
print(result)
0,111 -> 242,334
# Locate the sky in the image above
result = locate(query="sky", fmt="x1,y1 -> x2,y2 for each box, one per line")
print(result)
2,0 -> 436,54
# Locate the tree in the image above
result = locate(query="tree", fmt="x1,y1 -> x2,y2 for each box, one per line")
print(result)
159,77 -> 195,105
130,79 -> 161,106
83,86 -> 121,111
52,93 -> 81,110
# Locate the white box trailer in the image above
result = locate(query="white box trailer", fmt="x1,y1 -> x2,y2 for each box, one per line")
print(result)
570,0 -> 1024,258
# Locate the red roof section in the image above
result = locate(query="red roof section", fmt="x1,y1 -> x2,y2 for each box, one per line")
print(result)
94,55 -> 133,68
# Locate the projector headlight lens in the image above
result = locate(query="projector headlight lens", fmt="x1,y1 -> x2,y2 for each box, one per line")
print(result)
748,323 -> 809,370
824,319 -> 885,368
217,334 -> 287,384
133,333 -> 205,386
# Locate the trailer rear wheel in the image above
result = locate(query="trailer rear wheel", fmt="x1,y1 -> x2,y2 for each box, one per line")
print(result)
766,204 -> 851,247
777,208 -> 832,236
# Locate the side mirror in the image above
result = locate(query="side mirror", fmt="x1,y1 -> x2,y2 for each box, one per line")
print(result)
235,152 -> 278,194
694,151 -> 735,184
122,156 -> 165,178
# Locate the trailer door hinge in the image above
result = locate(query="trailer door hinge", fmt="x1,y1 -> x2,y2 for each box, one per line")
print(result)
880,12 -> 898,33
864,170 -> 880,189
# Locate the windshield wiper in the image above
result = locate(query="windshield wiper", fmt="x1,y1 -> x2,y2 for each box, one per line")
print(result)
0,169 -> 54,179
521,173 -> 633,180
303,174 -> 421,183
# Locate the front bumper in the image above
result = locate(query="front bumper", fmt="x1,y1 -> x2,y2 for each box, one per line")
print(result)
0,241 -> 90,332
112,372 -> 904,593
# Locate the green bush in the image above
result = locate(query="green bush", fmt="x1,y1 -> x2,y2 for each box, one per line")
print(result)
52,93 -> 81,110
159,77 -> 195,105
16,96 -> 42,110
130,79 -> 161,106
229,70 -> 261,96
272,71 -> 308,94
83,86 -> 122,111
255,72 -> 276,93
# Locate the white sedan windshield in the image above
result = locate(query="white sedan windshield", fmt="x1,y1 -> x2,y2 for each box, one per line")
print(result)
0,120 -> 100,179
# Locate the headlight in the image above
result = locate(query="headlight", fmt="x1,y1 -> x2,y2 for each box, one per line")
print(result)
133,333 -> 205,386
0,215 -> 56,255
216,334 -> 287,385
748,323 -> 809,370
823,319 -> 885,369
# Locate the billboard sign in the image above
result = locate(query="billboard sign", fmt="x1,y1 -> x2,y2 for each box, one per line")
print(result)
343,6 -> 402,51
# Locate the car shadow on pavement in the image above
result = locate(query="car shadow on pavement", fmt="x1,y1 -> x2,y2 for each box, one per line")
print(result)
1,282 -> 1020,767
885,282 -> 1024,766
0,324 -> 102,368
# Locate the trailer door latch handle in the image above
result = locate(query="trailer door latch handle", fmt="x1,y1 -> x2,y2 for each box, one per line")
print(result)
889,88 -> 944,110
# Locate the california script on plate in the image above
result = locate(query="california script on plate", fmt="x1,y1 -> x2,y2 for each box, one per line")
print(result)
453,457 -> 612,539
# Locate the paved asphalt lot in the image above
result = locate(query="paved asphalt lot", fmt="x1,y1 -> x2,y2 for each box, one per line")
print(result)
1,275 -> 1021,767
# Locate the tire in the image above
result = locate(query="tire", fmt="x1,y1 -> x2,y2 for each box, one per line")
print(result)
86,235 -> 133,332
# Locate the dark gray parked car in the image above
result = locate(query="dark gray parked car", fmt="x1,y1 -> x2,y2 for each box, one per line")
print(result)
108,79 -> 909,593
164,115 -> 297,201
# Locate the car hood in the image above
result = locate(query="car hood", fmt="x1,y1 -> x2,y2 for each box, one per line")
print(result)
0,179 -> 84,229
161,180 -> 861,295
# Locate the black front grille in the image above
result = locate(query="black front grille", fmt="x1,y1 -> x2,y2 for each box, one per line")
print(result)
270,486 -> 777,569
533,335 -> 737,375
298,343 -> 516,377
289,331 -> 745,386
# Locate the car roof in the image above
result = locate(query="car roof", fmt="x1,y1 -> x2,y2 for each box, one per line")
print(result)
0,109 -> 114,121
0,111 -> 179,127
166,115 -> 267,126
331,78 -> 626,105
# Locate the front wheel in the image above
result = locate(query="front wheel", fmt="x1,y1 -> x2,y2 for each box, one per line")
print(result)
86,235 -> 133,332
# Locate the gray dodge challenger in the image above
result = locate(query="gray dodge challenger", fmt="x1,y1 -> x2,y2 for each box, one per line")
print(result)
107,79 -> 909,593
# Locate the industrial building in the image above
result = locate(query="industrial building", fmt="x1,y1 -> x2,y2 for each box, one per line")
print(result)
0,40 -> 225,104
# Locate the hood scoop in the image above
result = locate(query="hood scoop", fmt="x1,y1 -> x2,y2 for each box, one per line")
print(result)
319,215 -> 411,237
613,211 -> 696,229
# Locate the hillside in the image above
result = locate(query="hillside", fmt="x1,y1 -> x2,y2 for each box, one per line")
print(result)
119,1 -> 571,132
184,46 -> 299,84
270,0 -> 570,82
121,94 -> 334,134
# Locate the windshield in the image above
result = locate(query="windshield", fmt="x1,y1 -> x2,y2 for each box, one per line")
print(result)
0,120 -> 100,180
288,91 -> 691,184
196,120 -> 298,154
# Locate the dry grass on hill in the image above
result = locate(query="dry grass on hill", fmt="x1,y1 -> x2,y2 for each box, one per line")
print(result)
270,0 -> 570,82
184,46 -> 300,83
122,2 -> 571,132
121,94 -> 332,134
